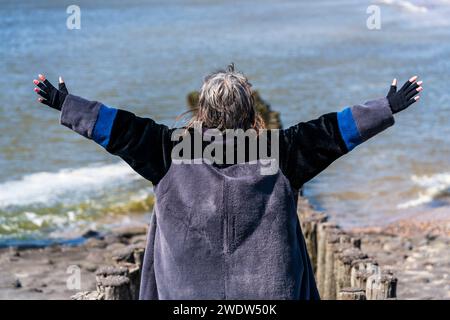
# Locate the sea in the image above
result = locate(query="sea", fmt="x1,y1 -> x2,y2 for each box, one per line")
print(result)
1,0 -> 449,246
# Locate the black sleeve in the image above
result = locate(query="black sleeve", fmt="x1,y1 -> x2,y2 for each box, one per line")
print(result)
279,113 -> 348,190
106,110 -> 174,185
279,97 -> 395,190
59,94 -> 174,185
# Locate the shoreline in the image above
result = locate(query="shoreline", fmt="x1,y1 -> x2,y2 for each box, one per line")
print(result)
0,202 -> 448,300
0,223 -> 148,300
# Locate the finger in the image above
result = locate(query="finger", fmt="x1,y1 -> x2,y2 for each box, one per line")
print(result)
43,79 -> 56,90
38,97 -> 51,106
400,76 -> 418,91
388,80 -> 397,96
388,85 -> 396,96
34,80 -> 47,91
406,95 -> 420,107
392,78 -> 397,87
405,81 -> 419,95
400,80 -> 413,91
38,74 -> 46,81
59,82 -> 68,94
34,87 -> 49,100
409,75 -> 418,83
406,86 -> 422,100
59,77 -> 68,94
387,78 -> 397,96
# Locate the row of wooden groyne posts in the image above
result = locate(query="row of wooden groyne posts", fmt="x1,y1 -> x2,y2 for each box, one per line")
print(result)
297,198 -> 397,300
73,198 -> 397,300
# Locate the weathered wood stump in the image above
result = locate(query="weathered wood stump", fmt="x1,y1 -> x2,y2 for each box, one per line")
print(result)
96,265 -> 128,278
112,244 -> 145,265
97,275 -> 131,300
338,287 -> 366,300
366,270 -> 397,300
300,212 -> 327,273
316,222 -> 339,295
350,258 -> 378,289
117,262 -> 141,300
334,248 -> 368,296
71,291 -> 105,300
95,266 -> 131,300
323,233 -> 341,300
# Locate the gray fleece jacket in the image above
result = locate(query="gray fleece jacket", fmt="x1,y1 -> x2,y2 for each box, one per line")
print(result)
59,94 -> 394,299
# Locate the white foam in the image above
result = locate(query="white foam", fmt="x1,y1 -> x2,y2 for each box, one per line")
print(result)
377,0 -> 428,13
0,163 -> 142,208
398,172 -> 450,209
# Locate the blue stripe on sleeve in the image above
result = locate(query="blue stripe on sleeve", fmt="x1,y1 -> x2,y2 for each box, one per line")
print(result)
337,107 -> 362,151
92,105 -> 118,148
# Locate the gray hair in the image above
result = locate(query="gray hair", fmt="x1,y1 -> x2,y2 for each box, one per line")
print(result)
187,63 -> 264,131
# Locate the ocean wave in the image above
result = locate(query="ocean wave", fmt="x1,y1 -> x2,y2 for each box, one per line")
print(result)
377,0 -> 428,13
398,172 -> 450,209
376,0 -> 450,27
0,163 -> 154,240
0,163 -> 142,208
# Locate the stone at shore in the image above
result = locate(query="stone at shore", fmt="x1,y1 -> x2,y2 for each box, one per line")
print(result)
81,229 -> 101,239
111,224 -> 148,239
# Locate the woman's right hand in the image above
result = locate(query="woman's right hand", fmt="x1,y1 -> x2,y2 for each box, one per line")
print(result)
33,74 -> 69,111
386,76 -> 423,114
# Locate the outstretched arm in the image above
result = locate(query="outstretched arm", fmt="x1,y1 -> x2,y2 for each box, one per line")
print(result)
33,74 -> 174,185
281,76 -> 423,189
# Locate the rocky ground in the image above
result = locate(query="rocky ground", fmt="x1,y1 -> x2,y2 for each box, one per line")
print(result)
0,218 -> 448,300
0,223 -> 148,300
351,218 -> 449,300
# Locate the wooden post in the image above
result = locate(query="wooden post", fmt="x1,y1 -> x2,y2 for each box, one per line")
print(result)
118,262 -> 141,300
133,247 -> 145,267
334,248 -> 367,296
350,258 -> 378,288
338,287 -> 366,300
300,217 -> 314,269
96,265 -> 128,278
351,237 -> 361,249
71,291 -> 104,300
97,275 -> 131,300
112,244 -> 145,265
366,262 -> 380,276
323,233 -> 341,300
316,222 -> 339,295
366,271 -> 397,300
300,212 -> 327,273
96,266 -> 131,300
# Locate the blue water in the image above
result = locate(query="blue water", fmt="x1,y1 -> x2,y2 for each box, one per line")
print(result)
1,0 -> 450,243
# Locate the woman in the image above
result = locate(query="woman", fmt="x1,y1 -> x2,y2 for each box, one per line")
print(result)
33,64 -> 422,300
